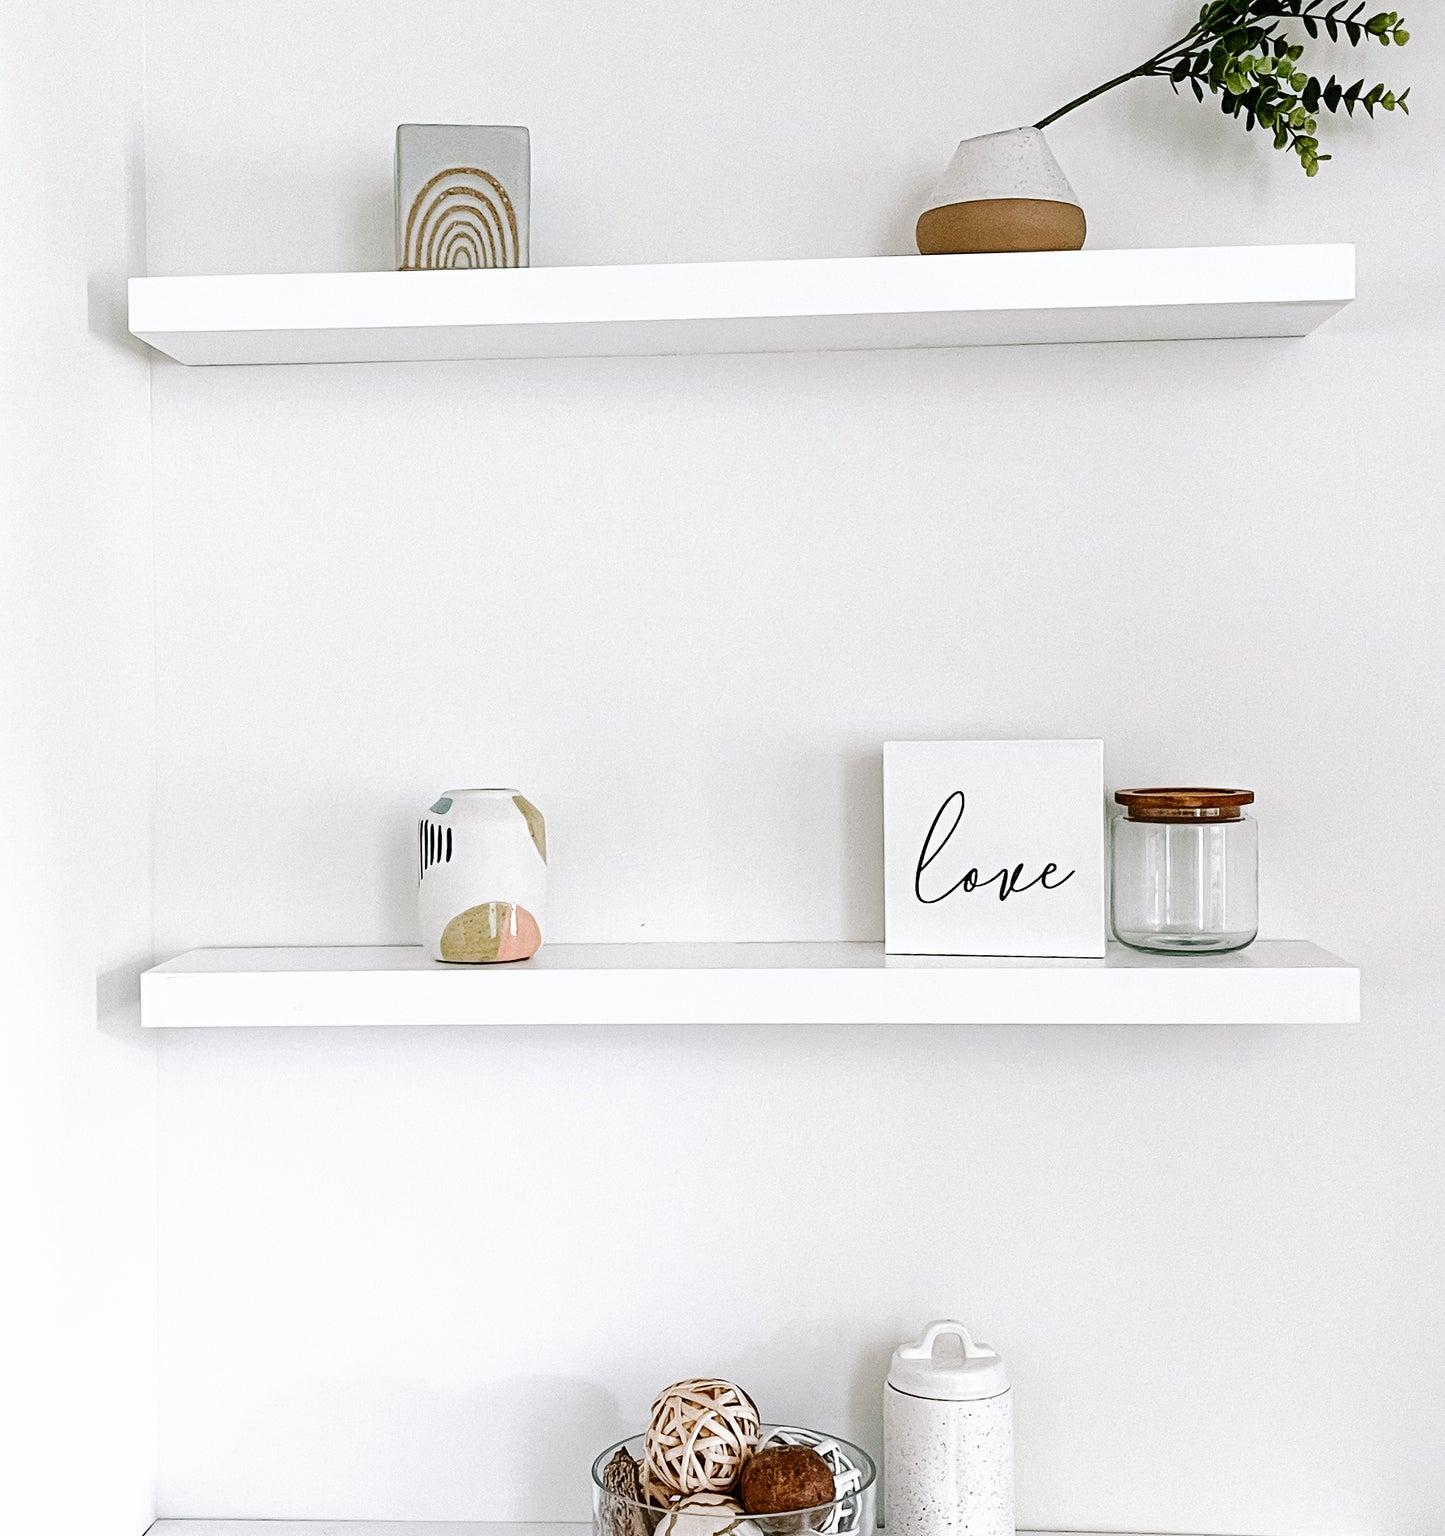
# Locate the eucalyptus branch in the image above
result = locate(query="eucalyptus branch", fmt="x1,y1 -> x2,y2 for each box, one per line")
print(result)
1034,0 -> 1413,174
1036,24 -> 1210,127
1036,61 -> 1180,129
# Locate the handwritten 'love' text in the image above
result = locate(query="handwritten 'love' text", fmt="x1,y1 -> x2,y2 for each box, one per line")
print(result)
914,790 -> 1076,905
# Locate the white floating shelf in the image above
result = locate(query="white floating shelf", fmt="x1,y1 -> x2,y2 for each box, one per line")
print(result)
128,244 -> 1353,366
140,940 -> 1359,1028
146,1526 -> 580,1536
146,1525 -> 1241,1536
147,1526 -> 579,1536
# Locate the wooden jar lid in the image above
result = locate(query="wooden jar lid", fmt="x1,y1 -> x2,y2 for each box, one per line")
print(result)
1114,787 -> 1254,822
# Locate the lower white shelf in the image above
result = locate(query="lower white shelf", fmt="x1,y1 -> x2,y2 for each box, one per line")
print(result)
139,940 -> 1359,1028
145,1526 -> 1249,1536
147,1526 -> 576,1536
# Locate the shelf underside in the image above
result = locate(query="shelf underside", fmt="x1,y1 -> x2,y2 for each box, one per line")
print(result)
140,940 -> 1359,1027
128,244 -> 1354,365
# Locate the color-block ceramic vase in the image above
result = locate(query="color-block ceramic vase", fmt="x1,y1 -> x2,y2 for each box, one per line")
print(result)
916,127 -> 1085,255
395,123 -> 530,270
418,789 -> 547,963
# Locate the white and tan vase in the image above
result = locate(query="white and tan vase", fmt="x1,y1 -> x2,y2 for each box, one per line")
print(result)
417,788 -> 547,963
916,127 -> 1085,255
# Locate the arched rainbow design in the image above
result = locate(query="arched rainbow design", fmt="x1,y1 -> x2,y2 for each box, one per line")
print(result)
401,165 -> 520,270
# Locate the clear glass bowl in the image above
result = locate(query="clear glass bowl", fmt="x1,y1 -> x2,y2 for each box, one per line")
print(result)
592,1426 -> 876,1536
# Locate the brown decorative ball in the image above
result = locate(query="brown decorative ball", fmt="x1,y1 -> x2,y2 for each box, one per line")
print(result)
739,1444 -> 836,1515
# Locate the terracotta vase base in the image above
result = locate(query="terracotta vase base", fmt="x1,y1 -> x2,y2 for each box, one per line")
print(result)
916,197 -> 1086,256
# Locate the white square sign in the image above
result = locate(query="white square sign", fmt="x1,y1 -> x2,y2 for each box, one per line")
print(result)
884,740 -> 1106,958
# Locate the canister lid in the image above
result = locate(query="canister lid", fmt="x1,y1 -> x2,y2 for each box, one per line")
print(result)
887,1320 -> 1009,1401
1114,788 -> 1254,822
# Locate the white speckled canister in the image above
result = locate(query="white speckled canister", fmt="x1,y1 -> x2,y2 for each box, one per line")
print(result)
884,1320 -> 1013,1536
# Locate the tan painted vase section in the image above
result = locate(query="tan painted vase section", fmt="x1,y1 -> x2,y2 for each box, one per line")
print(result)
440,901 -> 542,963
917,197 -> 1085,255
916,127 -> 1085,256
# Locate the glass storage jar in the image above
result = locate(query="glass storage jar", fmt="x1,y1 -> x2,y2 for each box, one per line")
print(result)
1111,788 -> 1257,953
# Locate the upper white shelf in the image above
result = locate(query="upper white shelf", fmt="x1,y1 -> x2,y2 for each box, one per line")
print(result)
128,244 -> 1354,366
140,939 -> 1359,1028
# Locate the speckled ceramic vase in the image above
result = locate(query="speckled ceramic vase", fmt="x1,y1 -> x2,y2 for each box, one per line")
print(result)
417,788 -> 547,963
884,1321 -> 1014,1536
917,127 -> 1085,254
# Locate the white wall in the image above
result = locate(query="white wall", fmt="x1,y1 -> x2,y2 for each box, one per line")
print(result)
142,2 -> 1445,1532
0,5 -> 156,1534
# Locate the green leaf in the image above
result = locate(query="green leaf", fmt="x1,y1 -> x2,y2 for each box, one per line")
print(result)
1192,75 -> 1206,101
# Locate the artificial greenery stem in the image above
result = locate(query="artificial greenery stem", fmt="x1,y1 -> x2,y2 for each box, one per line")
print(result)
1036,40 -> 1204,128
1031,0 -> 1411,174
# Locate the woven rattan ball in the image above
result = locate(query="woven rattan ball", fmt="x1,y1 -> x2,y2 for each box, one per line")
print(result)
644,1378 -> 761,1495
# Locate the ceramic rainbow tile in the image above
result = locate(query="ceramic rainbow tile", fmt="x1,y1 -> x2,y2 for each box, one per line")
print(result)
395,123 -> 530,270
